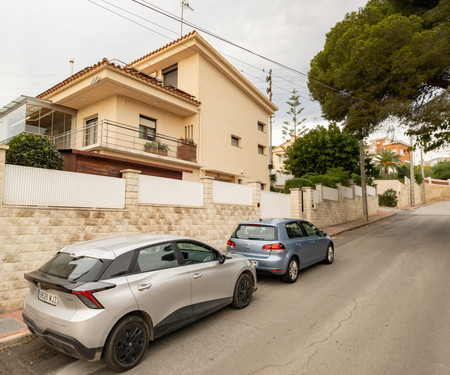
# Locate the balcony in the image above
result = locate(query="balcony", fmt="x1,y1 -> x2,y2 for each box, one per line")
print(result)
53,120 -> 197,163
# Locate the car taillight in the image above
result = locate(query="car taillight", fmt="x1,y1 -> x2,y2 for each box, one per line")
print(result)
71,283 -> 115,309
227,239 -> 236,248
262,243 -> 286,252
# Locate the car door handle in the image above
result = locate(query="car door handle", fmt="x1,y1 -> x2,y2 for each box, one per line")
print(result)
192,273 -> 203,279
137,283 -> 152,291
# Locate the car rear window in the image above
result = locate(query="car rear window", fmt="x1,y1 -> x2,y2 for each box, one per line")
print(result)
232,224 -> 278,241
39,252 -> 109,282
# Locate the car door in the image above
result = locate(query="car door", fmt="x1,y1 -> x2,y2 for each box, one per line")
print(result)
285,221 -> 317,267
300,221 -> 328,264
126,241 -> 193,336
175,240 -> 233,318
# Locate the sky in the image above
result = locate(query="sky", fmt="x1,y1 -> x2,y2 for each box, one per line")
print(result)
0,0 -> 448,160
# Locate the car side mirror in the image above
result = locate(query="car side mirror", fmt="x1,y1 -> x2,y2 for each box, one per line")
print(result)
218,253 -> 226,264
320,231 -> 327,237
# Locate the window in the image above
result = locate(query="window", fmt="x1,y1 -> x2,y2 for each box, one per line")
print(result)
162,64 -> 178,88
101,251 -> 134,279
231,136 -> 240,147
285,222 -> 304,239
139,115 -> 156,141
134,243 -> 178,273
177,241 -> 218,263
257,122 -> 265,132
84,117 -> 98,146
232,225 -> 277,241
258,144 -> 265,154
301,222 -> 321,236
400,149 -> 405,156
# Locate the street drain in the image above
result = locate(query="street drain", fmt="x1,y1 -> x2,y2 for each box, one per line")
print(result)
20,346 -> 58,365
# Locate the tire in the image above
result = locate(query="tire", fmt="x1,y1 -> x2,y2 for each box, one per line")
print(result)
323,244 -> 334,264
232,273 -> 253,309
103,315 -> 149,372
282,257 -> 299,283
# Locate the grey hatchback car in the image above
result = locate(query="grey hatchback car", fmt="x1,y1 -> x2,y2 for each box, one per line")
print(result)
227,219 -> 334,283
22,234 -> 257,372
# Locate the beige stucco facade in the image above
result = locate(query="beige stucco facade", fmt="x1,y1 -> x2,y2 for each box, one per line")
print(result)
35,32 -> 277,187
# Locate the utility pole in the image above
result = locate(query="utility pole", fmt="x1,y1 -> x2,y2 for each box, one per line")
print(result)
409,136 -> 415,206
420,147 -> 426,204
359,138 -> 369,221
181,1 -> 193,36
266,69 -> 273,170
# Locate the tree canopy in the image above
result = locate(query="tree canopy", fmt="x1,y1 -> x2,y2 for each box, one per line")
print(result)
308,0 -> 449,150
283,123 -> 360,177
6,133 -> 63,170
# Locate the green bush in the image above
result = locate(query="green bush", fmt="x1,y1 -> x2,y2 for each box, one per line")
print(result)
307,175 -> 337,188
284,178 -> 313,193
6,133 -> 63,170
379,189 -> 398,207
325,167 -> 351,186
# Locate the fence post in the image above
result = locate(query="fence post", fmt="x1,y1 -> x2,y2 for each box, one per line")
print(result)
201,176 -> 214,206
120,169 -> 141,210
302,187 -> 314,222
0,145 -> 8,207
290,188 -> 302,219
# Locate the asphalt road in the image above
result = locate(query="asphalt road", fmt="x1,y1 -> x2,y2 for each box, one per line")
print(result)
1,202 -> 449,375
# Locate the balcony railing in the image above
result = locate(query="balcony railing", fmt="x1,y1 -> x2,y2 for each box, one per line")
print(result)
53,120 -> 197,163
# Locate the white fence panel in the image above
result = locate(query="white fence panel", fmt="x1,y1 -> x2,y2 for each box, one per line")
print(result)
4,165 -> 125,208
355,185 -> 362,196
138,175 -> 203,206
313,189 -> 319,203
367,186 -> 376,196
260,191 -> 290,218
212,181 -> 252,205
342,186 -> 353,199
323,186 -> 338,201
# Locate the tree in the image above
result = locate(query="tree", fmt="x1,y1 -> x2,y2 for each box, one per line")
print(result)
374,150 -> 401,174
308,0 -> 449,148
6,133 -> 63,170
427,160 -> 450,180
281,89 -> 307,141
283,123 -> 360,177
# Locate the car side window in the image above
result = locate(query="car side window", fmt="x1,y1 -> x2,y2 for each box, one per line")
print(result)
285,222 -> 304,239
100,251 -> 134,279
301,222 -> 320,236
177,241 -> 218,264
134,242 -> 179,273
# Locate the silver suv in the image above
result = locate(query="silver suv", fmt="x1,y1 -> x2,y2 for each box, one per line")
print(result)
23,234 -> 257,371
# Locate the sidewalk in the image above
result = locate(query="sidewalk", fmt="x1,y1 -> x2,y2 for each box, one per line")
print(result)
0,209 -> 397,351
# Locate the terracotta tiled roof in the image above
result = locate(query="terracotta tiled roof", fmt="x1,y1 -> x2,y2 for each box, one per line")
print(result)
129,31 -> 197,66
37,57 -> 200,105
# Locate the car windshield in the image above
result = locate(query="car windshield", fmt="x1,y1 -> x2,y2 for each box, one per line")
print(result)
39,252 -> 107,282
232,224 -> 277,241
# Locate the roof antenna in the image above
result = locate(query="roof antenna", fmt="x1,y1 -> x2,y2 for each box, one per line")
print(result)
69,59 -> 74,76
181,1 -> 194,36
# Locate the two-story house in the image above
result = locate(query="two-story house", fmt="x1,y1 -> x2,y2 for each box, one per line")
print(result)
0,32 -> 277,188
366,137 -> 411,164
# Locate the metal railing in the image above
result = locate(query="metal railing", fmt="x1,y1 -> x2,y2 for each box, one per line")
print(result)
53,120 -> 197,163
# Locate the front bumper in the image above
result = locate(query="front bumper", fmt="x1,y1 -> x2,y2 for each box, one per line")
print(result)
22,312 -> 103,361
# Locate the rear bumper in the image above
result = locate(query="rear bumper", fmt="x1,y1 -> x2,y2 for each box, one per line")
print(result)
22,312 -> 102,361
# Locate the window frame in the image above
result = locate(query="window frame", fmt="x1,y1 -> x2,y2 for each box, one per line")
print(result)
257,122 -> 265,132
231,135 -> 240,147
162,64 -> 178,88
257,144 -> 265,155
139,115 -> 157,141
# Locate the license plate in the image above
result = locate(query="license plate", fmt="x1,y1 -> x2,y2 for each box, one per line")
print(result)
38,289 -> 58,306
250,259 -> 258,266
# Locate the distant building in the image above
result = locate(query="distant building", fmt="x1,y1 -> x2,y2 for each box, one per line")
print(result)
271,136 -> 295,189
366,137 -> 411,164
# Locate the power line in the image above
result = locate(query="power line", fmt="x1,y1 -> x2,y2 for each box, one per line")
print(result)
130,0 -> 365,101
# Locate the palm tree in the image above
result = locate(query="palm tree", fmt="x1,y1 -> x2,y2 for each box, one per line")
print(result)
375,150 -> 401,175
